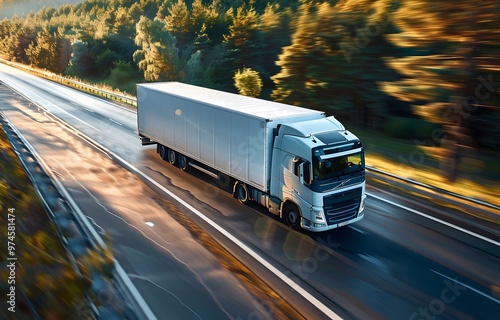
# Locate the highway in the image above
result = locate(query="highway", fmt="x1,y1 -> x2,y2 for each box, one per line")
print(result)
1,63 -> 499,320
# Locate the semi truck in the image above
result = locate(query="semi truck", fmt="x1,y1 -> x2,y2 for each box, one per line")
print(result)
137,82 -> 366,232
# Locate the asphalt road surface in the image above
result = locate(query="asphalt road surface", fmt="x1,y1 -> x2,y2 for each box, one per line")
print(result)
1,63 -> 499,320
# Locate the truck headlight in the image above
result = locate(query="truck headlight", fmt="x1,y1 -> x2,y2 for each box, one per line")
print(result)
311,208 -> 324,221
359,198 -> 365,214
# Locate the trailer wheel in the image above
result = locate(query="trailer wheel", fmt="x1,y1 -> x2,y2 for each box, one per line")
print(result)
159,145 -> 168,161
284,203 -> 301,230
168,149 -> 176,165
178,154 -> 188,171
235,182 -> 249,203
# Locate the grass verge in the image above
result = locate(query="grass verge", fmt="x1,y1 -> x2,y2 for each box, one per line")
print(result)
0,123 -> 92,319
353,126 -> 500,208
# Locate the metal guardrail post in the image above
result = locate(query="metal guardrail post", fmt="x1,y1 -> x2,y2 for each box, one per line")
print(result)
1,59 -> 495,210
0,84 -> 154,319
366,166 -> 500,212
0,58 -> 138,107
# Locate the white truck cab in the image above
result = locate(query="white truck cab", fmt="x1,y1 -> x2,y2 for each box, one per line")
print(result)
270,116 -> 366,231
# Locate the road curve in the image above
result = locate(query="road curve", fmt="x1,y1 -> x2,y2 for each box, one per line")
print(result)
1,63 -> 498,320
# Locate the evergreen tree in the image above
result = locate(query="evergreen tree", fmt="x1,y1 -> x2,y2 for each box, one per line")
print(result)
134,16 -> 180,81
386,0 -> 500,149
13,22 -> 38,63
219,4 -> 263,91
272,0 -> 399,126
128,3 -> 144,23
259,3 -> 293,96
165,0 -> 190,34
223,4 -> 262,66
112,6 -> 135,37
185,50 -> 203,84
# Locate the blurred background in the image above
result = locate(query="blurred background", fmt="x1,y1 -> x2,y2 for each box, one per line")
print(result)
0,0 -> 499,204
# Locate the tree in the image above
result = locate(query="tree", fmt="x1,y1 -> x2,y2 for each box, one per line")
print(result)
25,28 -> 71,73
385,0 -> 500,150
259,3 -> 293,96
134,16 -> 180,81
272,0 -> 399,126
223,4 -> 262,68
112,6 -> 135,37
234,68 -> 262,97
0,19 -> 21,60
0,18 -> 39,63
65,40 -> 96,77
164,0 -> 192,59
185,50 -> 203,85
106,61 -> 142,93
210,4 -> 263,91
165,0 -> 189,34
128,2 -> 143,23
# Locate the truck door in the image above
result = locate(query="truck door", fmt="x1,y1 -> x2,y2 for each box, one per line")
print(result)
281,153 -> 295,195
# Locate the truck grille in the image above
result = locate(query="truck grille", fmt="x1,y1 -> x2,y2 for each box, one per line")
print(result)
324,188 -> 362,225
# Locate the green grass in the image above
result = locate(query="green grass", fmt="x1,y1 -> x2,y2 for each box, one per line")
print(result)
5,59 -> 499,207
351,125 -> 500,208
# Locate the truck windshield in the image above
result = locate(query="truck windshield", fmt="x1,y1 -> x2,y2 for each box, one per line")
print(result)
313,151 -> 364,181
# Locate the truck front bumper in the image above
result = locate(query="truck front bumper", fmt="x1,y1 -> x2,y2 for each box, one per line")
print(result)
301,195 -> 366,232
301,212 -> 364,232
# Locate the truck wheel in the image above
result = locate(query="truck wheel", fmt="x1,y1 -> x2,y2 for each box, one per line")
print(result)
235,182 -> 249,203
217,172 -> 231,191
284,203 -> 301,230
168,149 -> 176,165
178,154 -> 188,171
159,145 -> 168,161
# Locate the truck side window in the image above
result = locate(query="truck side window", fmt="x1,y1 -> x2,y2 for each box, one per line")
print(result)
293,156 -> 303,177
303,161 -> 311,184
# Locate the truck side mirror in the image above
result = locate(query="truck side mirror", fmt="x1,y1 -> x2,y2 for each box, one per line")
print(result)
299,162 -> 312,185
303,162 -> 311,185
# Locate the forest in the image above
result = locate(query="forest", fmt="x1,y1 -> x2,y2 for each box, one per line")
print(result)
0,0 -> 499,150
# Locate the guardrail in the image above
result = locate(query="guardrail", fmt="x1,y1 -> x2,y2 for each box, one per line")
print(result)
1,113 -> 100,319
366,166 -> 500,211
0,58 -> 137,107
0,82 -> 154,319
2,58 -> 497,213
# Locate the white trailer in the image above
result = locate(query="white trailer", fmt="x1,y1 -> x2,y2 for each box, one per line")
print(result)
138,82 -> 366,232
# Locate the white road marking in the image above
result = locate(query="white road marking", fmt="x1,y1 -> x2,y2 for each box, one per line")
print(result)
52,156 -> 233,319
366,192 -> 500,247
116,154 -> 343,320
0,78 -> 103,133
129,274 -> 203,320
86,215 -> 106,234
109,118 -> 123,126
8,82 -> 341,317
349,226 -> 368,235
3,116 -> 157,320
430,269 -> 500,304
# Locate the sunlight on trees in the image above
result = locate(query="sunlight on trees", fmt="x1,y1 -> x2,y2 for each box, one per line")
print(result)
0,0 -> 498,149
134,16 -> 180,81
385,0 -> 500,150
234,67 -> 262,97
